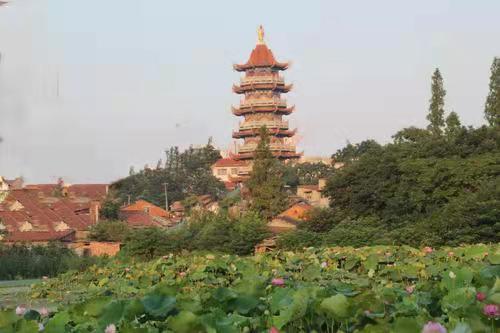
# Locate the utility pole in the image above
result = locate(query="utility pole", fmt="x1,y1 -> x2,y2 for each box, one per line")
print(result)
163,183 -> 169,212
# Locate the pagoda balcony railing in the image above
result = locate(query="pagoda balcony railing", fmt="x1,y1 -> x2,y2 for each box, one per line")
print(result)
239,98 -> 287,108
237,143 -> 296,153
240,76 -> 285,85
238,120 -> 289,131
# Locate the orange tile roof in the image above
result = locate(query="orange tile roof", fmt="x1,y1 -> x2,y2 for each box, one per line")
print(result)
0,187 -> 101,243
234,44 -> 288,71
212,158 -> 249,168
121,199 -> 168,218
122,212 -> 164,228
278,202 -> 313,221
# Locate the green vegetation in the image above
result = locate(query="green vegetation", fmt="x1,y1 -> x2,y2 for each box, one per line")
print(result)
0,243 -> 100,280
246,127 -> 288,220
121,211 -> 269,259
2,244 -> 497,332
279,66 -> 500,249
89,220 -> 130,242
484,57 -> 499,127
112,140 -> 225,207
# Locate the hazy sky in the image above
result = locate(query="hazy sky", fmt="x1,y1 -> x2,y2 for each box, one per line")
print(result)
0,0 -> 499,183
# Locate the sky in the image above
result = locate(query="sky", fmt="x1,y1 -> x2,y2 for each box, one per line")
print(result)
0,0 -> 499,183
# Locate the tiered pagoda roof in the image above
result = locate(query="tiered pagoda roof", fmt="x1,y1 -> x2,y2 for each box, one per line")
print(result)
231,26 -> 301,161
233,44 -> 289,72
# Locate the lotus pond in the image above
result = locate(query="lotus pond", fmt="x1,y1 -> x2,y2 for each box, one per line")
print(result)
1,244 -> 499,332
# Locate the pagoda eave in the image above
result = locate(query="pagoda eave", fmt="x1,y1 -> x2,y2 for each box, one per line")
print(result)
231,105 -> 295,116
232,128 -> 296,139
232,83 -> 292,94
233,63 -> 289,72
233,151 -> 302,160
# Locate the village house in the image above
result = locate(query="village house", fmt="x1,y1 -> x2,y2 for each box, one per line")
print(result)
296,178 -> 330,208
268,201 -> 313,234
119,199 -> 177,228
211,158 -> 251,190
0,182 -> 108,245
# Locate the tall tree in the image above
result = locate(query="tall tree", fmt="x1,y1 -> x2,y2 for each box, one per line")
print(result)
426,68 -> 446,136
444,111 -> 462,138
484,57 -> 500,127
246,127 -> 287,220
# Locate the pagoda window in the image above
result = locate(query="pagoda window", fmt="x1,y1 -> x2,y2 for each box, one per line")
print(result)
217,168 -> 227,176
231,168 -> 238,175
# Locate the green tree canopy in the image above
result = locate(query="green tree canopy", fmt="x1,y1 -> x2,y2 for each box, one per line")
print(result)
427,68 -> 446,136
246,127 -> 288,220
111,140 -> 225,207
484,57 -> 500,127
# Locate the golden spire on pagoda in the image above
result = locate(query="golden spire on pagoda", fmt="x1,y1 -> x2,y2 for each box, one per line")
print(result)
257,25 -> 265,44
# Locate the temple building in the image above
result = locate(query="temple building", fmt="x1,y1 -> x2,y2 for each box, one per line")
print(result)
231,26 -> 301,161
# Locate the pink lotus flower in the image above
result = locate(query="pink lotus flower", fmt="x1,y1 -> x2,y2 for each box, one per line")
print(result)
271,278 -> 285,286
15,306 -> 26,316
124,268 -> 130,273
476,292 -> 486,302
423,247 -> 433,254
421,321 -> 446,333
405,285 -> 415,294
483,304 -> 500,318
447,251 -> 454,257
105,324 -> 117,333
162,255 -> 169,260
269,327 -> 279,333
320,261 -> 328,268
42,276 -> 48,280
179,271 -> 187,277
39,307 -> 49,317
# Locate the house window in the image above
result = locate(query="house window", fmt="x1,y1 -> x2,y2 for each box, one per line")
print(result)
231,168 -> 238,175
217,168 -> 227,176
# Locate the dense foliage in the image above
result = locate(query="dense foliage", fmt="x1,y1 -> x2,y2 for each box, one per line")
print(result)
4,245 -> 498,332
0,243 -> 99,280
280,65 -> 500,248
121,211 -> 269,259
282,162 -> 334,188
246,128 -> 288,220
484,57 -> 499,127
89,220 -> 130,242
111,141 -> 225,207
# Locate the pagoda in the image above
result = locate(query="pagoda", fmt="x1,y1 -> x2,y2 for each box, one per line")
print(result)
231,26 -> 301,161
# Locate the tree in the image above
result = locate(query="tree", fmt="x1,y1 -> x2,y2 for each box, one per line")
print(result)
89,220 -> 129,242
111,141 -> 225,207
445,111 -> 462,138
484,57 -> 500,127
427,68 -> 446,136
246,127 -> 288,220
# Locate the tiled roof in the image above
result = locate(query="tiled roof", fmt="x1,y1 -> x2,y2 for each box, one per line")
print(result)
234,44 -> 288,71
0,186 -> 104,243
212,158 -> 248,168
3,230 -> 75,242
123,212 -> 164,228
277,202 -> 312,221
121,199 -> 168,218
24,184 -> 108,201
298,184 -> 320,191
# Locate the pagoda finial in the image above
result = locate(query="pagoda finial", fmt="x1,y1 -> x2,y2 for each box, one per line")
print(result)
257,25 -> 265,44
